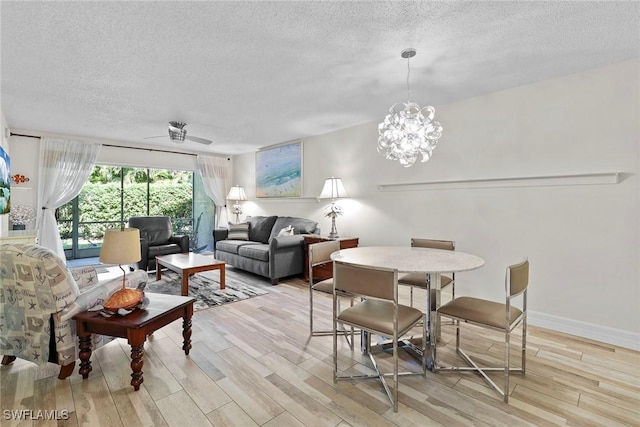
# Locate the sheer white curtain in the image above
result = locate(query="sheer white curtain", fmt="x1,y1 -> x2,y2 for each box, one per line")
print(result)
37,138 -> 101,260
196,155 -> 231,228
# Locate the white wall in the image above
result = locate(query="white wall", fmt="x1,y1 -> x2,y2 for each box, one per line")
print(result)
233,59 -> 640,349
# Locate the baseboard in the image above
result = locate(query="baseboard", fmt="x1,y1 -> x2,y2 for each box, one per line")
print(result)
529,311 -> 640,351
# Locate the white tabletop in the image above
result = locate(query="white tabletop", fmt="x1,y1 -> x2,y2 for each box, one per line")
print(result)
330,246 -> 485,274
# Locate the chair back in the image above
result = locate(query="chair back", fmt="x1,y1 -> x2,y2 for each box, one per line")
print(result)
128,216 -> 172,245
411,238 -> 455,251
309,240 -> 340,269
508,259 -> 529,297
334,261 -> 397,301
0,243 -> 80,366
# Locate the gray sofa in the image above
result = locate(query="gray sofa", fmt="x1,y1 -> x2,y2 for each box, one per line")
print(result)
213,215 -> 319,284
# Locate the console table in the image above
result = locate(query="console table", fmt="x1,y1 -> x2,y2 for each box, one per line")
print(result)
0,229 -> 37,245
303,235 -> 359,281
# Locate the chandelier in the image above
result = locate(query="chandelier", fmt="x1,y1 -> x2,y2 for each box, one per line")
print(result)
377,48 -> 443,167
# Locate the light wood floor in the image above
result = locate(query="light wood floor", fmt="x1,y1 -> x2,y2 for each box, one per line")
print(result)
2,274 -> 639,427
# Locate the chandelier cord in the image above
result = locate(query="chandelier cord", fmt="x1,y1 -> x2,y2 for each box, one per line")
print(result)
406,55 -> 411,103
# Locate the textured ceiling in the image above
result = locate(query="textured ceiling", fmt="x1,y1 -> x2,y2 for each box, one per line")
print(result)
2,1 -> 639,155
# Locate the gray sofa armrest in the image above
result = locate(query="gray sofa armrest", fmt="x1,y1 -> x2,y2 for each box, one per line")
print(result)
269,234 -> 304,250
268,235 -> 305,284
213,229 -> 229,250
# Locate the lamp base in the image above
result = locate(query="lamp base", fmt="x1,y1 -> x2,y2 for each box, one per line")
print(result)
103,287 -> 144,312
328,216 -> 339,239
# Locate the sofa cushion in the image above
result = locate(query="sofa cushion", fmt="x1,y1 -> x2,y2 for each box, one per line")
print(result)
227,222 -> 249,240
238,244 -> 270,262
247,215 -> 278,243
270,216 -> 319,239
216,240 -> 255,255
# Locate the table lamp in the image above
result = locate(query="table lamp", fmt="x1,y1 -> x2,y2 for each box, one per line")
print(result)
99,227 -> 143,311
226,185 -> 247,224
318,177 -> 349,238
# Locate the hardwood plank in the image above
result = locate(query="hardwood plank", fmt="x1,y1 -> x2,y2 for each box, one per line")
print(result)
148,336 -> 232,413
205,401 -> 259,427
216,376 -> 284,425
266,372 -> 343,427
71,375 -> 123,427
94,340 -> 168,427
263,411 -> 306,427
119,339 -> 183,401
578,393 -> 640,426
155,390 -> 213,427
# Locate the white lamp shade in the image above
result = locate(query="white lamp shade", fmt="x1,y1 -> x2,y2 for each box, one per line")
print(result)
99,228 -> 141,264
226,185 -> 247,201
318,177 -> 349,199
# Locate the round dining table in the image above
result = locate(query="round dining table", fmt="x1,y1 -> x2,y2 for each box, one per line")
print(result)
330,246 -> 485,370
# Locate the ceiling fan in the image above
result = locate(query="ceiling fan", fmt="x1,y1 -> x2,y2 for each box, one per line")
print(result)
144,121 -> 212,145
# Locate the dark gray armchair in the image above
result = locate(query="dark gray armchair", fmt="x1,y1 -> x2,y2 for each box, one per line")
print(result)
127,216 -> 189,271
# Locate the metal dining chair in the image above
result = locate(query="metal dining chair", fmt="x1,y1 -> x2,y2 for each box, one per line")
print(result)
308,240 -> 354,348
435,259 -> 529,403
398,238 -> 456,308
332,260 -> 426,412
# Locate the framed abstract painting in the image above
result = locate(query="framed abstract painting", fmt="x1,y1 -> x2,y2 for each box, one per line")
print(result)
0,146 -> 10,214
256,141 -> 302,198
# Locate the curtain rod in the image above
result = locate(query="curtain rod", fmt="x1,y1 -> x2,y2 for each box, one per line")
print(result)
102,143 -> 199,156
103,144 -> 231,160
10,132 -> 39,139
10,133 -> 230,159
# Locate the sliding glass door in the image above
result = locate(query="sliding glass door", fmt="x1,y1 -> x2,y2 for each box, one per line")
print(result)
60,165 -> 215,260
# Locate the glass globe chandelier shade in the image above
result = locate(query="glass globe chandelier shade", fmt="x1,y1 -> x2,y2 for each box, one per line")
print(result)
378,102 -> 443,167
378,48 -> 443,167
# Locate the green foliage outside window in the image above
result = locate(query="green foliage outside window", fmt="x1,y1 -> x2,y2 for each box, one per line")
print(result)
59,167 -> 193,240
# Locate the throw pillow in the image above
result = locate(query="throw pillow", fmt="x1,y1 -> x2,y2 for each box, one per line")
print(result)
247,215 -> 278,243
277,225 -> 294,236
228,222 -> 249,240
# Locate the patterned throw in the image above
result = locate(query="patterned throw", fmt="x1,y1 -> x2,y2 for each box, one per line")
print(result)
144,269 -> 267,311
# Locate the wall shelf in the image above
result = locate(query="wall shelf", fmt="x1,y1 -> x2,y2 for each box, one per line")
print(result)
378,172 -> 621,192
11,186 -> 33,190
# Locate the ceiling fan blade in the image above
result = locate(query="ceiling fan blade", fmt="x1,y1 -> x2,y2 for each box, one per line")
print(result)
186,135 -> 213,145
143,135 -> 169,139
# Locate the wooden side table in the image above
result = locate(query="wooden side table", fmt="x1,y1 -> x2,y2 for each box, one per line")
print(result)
73,293 -> 195,391
303,235 -> 359,281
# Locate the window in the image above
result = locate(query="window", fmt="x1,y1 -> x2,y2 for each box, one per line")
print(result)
60,165 -> 215,259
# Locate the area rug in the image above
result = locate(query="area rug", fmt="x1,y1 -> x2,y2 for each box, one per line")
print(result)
144,269 -> 268,311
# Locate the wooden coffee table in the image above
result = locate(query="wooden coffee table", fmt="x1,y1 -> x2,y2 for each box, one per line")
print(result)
156,253 -> 226,296
73,293 -> 195,391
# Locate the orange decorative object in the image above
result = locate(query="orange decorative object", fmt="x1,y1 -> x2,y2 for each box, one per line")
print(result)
11,174 -> 30,184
